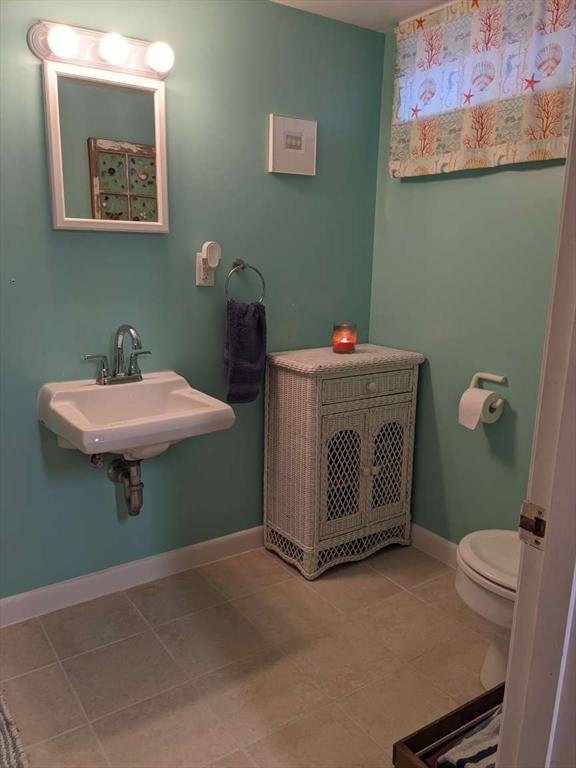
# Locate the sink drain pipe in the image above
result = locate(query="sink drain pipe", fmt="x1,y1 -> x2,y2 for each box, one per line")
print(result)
108,458 -> 144,515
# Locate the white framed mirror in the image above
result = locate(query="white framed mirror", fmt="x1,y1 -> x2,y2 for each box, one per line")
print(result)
42,61 -> 168,232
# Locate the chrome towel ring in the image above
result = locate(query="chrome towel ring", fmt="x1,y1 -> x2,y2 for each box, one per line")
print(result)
225,259 -> 266,304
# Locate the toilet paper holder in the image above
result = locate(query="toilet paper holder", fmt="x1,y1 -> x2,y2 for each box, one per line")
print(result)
469,371 -> 507,412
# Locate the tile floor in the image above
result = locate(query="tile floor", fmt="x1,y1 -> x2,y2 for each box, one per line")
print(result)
0,545 -> 502,768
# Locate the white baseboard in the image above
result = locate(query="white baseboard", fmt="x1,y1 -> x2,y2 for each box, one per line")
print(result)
0,526 -> 264,627
411,523 -> 457,568
0,523 -> 455,627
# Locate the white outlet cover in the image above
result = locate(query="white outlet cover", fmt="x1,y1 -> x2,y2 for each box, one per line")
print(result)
196,252 -> 214,286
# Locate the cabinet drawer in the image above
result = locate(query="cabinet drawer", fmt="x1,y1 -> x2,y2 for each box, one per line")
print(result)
322,369 -> 412,405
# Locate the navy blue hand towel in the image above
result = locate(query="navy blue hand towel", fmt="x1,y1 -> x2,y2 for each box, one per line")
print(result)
225,299 -> 267,404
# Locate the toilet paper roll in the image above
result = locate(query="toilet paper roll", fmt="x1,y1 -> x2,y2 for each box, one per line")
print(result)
458,388 -> 504,430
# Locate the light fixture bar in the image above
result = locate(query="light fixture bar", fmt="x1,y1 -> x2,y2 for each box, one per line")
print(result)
27,20 -> 174,80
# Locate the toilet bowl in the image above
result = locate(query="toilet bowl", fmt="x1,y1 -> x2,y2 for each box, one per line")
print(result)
455,529 -> 521,689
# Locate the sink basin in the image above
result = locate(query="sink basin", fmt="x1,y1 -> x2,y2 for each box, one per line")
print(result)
38,371 -> 235,460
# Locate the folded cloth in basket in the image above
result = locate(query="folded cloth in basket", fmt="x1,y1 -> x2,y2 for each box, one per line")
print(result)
437,705 -> 502,768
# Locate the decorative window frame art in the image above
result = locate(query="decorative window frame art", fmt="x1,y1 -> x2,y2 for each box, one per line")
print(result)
268,113 -> 317,175
88,137 -> 158,222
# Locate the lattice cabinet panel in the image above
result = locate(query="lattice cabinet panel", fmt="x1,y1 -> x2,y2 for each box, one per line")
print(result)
368,403 -> 411,525
320,412 -> 366,539
264,344 -> 424,579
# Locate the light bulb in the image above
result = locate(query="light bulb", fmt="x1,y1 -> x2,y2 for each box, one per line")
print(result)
99,33 -> 129,65
47,25 -> 79,58
145,41 -> 174,74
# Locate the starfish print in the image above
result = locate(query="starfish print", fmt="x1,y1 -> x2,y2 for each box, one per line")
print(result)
471,0 -> 480,8
411,104 -> 422,118
524,73 -> 541,92
415,17 -> 426,29
463,90 -> 474,104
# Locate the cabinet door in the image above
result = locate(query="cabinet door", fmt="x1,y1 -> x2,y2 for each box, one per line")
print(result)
320,411 -> 367,539
367,403 -> 410,524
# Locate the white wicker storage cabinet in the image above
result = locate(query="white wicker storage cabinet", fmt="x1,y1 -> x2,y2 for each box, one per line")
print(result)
264,344 -> 424,579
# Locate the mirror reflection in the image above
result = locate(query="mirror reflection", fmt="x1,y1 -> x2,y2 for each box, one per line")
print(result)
58,77 -> 157,222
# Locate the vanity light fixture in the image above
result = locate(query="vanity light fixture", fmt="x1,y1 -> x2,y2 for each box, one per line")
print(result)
99,32 -> 129,66
145,42 -> 175,74
28,20 -> 174,80
47,24 -> 78,58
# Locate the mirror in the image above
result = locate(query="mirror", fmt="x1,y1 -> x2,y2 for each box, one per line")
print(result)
43,62 -> 168,232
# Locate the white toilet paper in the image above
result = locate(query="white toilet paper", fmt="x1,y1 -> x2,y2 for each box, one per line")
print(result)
458,388 -> 504,430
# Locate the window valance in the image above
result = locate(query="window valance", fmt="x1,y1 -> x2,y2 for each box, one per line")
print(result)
390,0 -> 575,177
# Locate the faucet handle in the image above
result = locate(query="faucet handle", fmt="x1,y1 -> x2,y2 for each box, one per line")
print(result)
128,350 -> 151,376
82,354 -> 110,385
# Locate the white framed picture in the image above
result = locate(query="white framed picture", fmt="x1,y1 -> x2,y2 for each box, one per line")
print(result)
268,113 -> 317,176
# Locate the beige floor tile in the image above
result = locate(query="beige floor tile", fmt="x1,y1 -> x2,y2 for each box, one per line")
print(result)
195,647 -> 328,745
233,580 -> 343,645
1,664 -> 85,746
41,593 -> 147,659
126,569 -> 224,626
63,631 -> 184,720
283,619 -> 404,699
0,619 -> 56,681
410,628 -> 489,704
207,750 -> 258,768
94,682 -> 242,768
354,591 -> 465,661
369,545 -> 451,588
157,603 -> 269,679
246,704 -> 390,768
411,572 -> 508,641
26,726 -> 107,767
306,561 -> 402,615
340,666 -> 456,752
199,549 -> 295,600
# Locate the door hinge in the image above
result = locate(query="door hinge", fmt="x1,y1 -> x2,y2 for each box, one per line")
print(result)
519,500 -> 547,549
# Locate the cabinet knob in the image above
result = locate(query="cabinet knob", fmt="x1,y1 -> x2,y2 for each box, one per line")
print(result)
367,381 -> 378,393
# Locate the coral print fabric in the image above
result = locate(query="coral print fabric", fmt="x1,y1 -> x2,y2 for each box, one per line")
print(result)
389,0 -> 576,177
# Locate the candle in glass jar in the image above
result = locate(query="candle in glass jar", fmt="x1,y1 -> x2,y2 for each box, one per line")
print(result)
332,322 -> 357,353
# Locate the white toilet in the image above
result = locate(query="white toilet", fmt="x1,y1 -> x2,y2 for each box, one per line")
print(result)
455,529 -> 521,689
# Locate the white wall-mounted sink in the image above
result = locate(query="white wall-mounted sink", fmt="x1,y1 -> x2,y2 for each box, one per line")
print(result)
38,371 -> 235,460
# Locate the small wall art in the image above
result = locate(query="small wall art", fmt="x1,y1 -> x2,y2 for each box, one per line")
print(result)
88,137 -> 158,221
268,113 -> 317,175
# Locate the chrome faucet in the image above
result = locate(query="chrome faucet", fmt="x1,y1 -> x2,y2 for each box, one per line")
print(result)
83,324 -> 151,385
113,324 -> 142,379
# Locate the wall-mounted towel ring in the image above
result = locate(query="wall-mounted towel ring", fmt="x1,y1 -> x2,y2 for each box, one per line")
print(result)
225,259 -> 266,304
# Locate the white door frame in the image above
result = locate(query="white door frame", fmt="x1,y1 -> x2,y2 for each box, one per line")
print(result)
497,102 -> 576,767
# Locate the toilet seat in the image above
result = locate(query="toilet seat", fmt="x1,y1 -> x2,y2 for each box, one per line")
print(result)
457,529 -> 520,594
456,529 -> 521,688
457,550 -> 516,600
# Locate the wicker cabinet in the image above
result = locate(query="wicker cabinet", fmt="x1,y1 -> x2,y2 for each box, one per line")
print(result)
264,344 -> 424,579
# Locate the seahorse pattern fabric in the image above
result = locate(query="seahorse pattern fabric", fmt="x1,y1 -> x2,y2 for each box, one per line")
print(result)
389,0 -> 576,177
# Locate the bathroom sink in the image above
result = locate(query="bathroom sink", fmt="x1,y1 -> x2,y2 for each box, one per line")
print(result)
38,371 -> 235,460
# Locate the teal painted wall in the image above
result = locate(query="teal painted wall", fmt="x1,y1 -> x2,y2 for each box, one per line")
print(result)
59,79 -> 155,217
370,36 -> 564,543
0,0 -> 383,597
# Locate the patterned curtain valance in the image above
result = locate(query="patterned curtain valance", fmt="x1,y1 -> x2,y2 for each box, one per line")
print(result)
389,0 -> 576,178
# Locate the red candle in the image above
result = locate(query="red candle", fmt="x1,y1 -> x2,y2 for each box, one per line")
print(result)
332,322 -> 357,354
